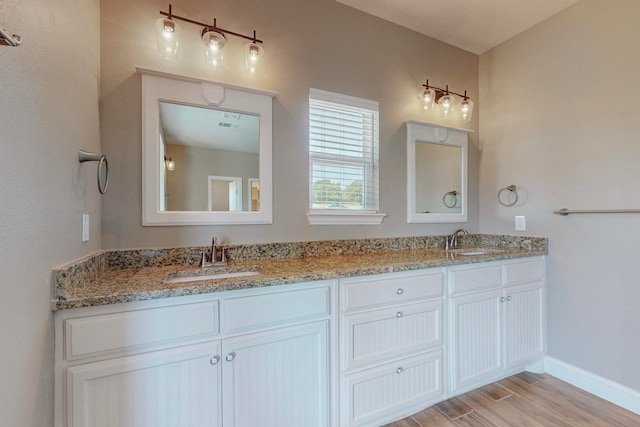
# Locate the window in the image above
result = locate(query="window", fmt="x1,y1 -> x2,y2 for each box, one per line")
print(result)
308,88 -> 385,225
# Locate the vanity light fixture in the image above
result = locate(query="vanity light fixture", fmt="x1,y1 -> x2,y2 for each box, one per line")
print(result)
418,79 -> 474,122
164,156 -> 175,171
156,4 -> 265,76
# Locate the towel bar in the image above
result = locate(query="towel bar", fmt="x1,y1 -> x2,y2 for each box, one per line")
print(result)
554,208 -> 640,216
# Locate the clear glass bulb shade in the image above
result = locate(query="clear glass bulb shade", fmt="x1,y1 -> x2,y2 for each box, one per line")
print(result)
166,158 -> 175,171
244,42 -> 264,77
202,31 -> 226,70
155,18 -> 181,59
419,88 -> 436,113
460,99 -> 474,122
438,94 -> 456,120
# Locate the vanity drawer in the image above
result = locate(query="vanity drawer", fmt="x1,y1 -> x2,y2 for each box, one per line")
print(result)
223,284 -> 330,334
504,258 -> 545,286
64,301 -> 219,360
342,270 -> 443,312
343,349 -> 443,426
449,264 -> 502,295
343,300 -> 442,370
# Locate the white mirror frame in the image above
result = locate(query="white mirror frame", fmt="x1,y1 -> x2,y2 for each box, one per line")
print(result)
138,67 -> 275,225
406,120 -> 471,223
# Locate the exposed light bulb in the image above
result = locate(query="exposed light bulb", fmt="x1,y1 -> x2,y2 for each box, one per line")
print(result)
439,94 -> 454,120
156,18 -> 181,59
202,30 -> 226,70
244,42 -> 264,77
166,157 -> 175,171
460,99 -> 474,123
419,88 -> 436,113
162,22 -> 175,39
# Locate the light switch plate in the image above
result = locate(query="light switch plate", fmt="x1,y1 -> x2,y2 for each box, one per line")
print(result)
515,215 -> 526,231
82,214 -> 89,242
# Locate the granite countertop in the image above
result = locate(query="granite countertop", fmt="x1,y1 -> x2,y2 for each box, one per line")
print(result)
52,235 -> 548,311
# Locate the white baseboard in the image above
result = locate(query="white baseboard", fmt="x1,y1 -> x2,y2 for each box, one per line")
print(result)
544,356 -> 640,415
524,359 -> 545,374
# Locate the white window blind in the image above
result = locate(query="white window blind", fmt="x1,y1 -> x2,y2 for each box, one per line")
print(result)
309,89 -> 379,212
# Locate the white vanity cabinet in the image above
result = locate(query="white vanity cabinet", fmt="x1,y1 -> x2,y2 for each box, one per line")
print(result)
66,340 -> 223,427
219,285 -> 331,427
55,281 -> 334,427
448,257 -> 545,394
339,269 -> 445,427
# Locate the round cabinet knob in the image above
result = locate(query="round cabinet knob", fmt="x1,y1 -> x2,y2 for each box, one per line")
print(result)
225,352 -> 236,362
396,367 -> 403,374
396,312 -> 403,318
209,355 -> 220,366
396,288 -> 404,295
500,297 -> 505,303
506,296 -> 512,302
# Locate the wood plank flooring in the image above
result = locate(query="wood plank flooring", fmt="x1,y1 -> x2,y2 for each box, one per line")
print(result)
384,373 -> 640,427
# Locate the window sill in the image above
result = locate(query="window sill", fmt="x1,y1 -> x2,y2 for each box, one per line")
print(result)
307,211 -> 387,226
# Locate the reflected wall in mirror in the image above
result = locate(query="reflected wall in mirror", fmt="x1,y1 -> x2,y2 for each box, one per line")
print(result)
139,67 -> 275,225
415,142 -> 461,214
159,102 -> 259,212
406,121 -> 470,223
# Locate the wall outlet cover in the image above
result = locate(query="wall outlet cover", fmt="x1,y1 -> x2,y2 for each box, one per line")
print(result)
515,215 -> 526,231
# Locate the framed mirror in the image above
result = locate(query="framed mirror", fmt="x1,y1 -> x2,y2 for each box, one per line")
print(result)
406,121 -> 470,223
138,67 -> 275,225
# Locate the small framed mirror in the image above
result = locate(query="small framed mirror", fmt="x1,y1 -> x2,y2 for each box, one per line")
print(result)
139,67 -> 275,225
406,121 -> 470,223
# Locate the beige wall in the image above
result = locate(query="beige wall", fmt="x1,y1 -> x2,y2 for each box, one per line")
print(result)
100,0 -> 479,248
0,0 -> 101,424
479,0 -> 640,391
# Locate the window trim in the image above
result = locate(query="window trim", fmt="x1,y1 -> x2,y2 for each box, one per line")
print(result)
308,88 -> 386,225
307,210 -> 386,225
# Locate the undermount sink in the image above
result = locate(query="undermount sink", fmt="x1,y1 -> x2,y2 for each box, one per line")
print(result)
448,247 -> 504,256
165,269 -> 261,284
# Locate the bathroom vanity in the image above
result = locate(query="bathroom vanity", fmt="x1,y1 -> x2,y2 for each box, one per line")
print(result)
53,236 -> 546,427
55,280 -> 333,427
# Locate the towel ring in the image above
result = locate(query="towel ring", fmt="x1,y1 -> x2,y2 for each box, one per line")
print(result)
443,190 -> 458,208
0,26 -> 22,47
78,150 -> 109,194
497,185 -> 518,207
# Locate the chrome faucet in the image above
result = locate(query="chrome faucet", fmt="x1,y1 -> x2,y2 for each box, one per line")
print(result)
446,228 -> 469,249
200,237 -> 227,268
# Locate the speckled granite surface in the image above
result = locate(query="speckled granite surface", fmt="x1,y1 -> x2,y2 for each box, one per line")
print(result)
52,234 -> 548,310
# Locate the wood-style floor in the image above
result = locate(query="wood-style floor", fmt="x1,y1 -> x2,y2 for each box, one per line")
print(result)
384,372 -> 640,427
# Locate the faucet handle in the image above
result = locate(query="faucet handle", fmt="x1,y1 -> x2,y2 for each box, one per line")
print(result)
200,249 -> 207,268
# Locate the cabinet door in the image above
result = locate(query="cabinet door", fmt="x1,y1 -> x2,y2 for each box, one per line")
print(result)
67,341 -> 221,427
450,290 -> 502,392
222,321 -> 329,427
503,282 -> 544,369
